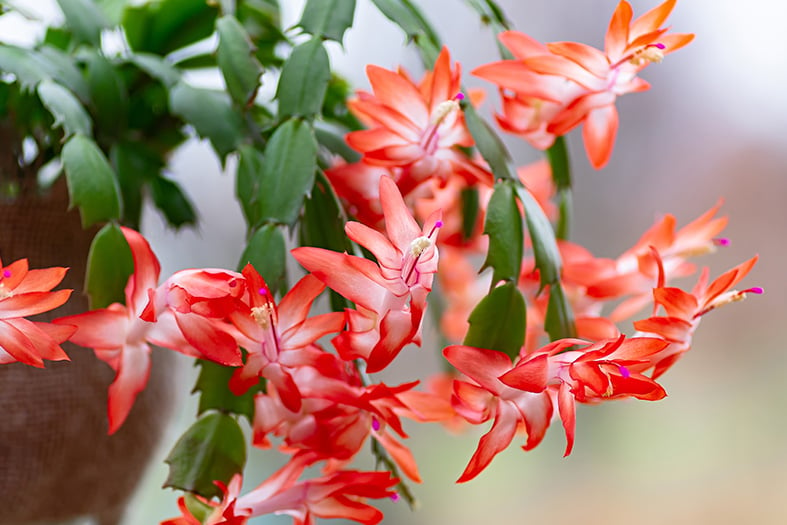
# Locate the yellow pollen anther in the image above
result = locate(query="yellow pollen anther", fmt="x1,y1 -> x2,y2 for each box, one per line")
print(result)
251,304 -> 274,329
409,236 -> 431,257
629,46 -> 664,66
430,99 -> 460,126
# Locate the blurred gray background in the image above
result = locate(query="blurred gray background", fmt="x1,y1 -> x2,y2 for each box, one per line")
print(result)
3,0 -> 785,523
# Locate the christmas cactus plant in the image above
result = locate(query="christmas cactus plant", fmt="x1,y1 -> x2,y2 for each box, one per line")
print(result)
0,0 -> 761,524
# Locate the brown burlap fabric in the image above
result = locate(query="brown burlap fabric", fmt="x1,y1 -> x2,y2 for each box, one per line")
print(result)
0,181 -> 176,525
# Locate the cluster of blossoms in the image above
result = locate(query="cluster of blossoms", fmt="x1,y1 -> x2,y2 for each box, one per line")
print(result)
0,2 -> 760,524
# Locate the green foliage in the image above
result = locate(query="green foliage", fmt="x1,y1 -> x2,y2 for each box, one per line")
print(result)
255,118 -> 317,226
546,136 -> 573,240
149,175 -> 197,229
460,186 -> 480,241
370,0 -> 441,64
299,171 -> 351,312
464,102 -> 515,181
276,38 -> 331,119
482,180 -> 523,285
236,144 -> 265,227
216,15 -> 263,108
239,224 -> 287,295
545,282 -> 577,341
168,82 -> 243,160
61,135 -> 122,227
515,185 -> 561,289
85,52 -> 129,135
84,222 -> 133,309
123,0 -> 219,55
463,282 -> 526,361
0,45 -> 51,92
299,0 -> 356,42
164,412 -> 247,500
36,80 -> 92,138
194,360 -> 262,422
56,0 -> 109,46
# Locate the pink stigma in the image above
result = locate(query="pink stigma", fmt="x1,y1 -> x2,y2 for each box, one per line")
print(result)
714,238 -> 730,247
748,287 -> 764,295
258,287 -> 267,296
453,92 -> 464,101
435,220 -> 444,228
229,280 -> 237,288
371,417 -> 381,431
2,270 -> 9,278
618,365 -> 631,378
653,43 -> 666,49
390,493 -> 400,502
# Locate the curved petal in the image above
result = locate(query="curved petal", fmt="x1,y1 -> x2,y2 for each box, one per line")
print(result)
547,41 -> 609,79
11,266 -> 67,294
498,30 -> 549,59
366,64 -> 429,126
53,307 -> 128,348
380,176 -> 421,251
107,341 -> 151,434
605,0 -> 633,59
0,318 -> 43,366
175,312 -> 242,366
120,227 -> 161,312
443,345 -> 512,393
582,103 -> 619,169
0,289 -> 72,318
457,402 -> 518,482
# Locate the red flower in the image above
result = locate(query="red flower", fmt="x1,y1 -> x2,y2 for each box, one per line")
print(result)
0,257 -> 74,366
227,266 -> 345,411
293,176 -> 442,372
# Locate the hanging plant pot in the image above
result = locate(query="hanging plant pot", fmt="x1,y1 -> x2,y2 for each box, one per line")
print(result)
0,179 -> 176,525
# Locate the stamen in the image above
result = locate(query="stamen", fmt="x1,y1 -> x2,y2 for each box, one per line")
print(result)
251,303 -> 274,329
612,43 -> 667,69
2,269 -> 10,278
390,492 -> 400,502
372,417 -> 381,431
430,100 -> 461,126
618,365 -> 631,378
694,287 -> 762,318
714,238 -> 731,247
409,236 -> 432,258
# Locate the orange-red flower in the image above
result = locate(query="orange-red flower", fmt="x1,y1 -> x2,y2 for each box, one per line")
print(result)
0,257 -> 74,366
346,47 -> 490,195
474,0 -> 693,168
634,256 -> 761,378
293,176 -> 442,372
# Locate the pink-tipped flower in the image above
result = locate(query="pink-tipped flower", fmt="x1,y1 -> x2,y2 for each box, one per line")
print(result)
226,266 -> 345,412
292,176 -> 442,372
634,256 -> 760,378
54,227 -> 162,434
473,0 -> 693,168
346,47 -> 491,195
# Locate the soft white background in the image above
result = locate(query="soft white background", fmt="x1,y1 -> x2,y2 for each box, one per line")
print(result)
3,1 -> 786,523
